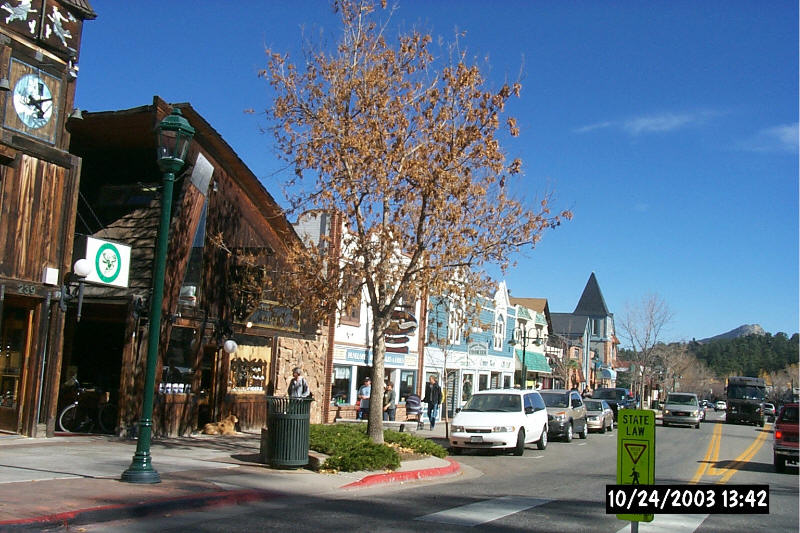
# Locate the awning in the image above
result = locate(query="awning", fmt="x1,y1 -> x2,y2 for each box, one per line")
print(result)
516,348 -> 552,374
599,368 -> 617,380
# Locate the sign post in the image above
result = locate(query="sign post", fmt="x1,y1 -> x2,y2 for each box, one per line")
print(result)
617,409 -> 656,524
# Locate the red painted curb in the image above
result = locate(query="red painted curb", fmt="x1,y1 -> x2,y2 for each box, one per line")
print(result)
342,457 -> 460,489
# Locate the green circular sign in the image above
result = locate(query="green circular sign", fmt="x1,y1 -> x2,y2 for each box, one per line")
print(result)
95,243 -> 121,283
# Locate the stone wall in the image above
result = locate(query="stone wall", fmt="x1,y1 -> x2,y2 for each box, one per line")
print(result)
276,333 -> 328,424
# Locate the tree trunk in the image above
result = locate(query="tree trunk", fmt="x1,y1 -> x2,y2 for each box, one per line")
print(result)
367,318 -> 387,444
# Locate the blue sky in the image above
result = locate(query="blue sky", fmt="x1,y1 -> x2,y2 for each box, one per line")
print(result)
73,1 -> 798,344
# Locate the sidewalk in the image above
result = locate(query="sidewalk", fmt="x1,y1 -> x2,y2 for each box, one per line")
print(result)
0,424 -> 458,531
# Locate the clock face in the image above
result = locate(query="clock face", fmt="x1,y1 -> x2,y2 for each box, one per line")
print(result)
12,74 -> 53,129
4,57 -> 62,144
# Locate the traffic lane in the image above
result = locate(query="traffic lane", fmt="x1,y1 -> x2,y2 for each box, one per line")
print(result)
695,420 -> 798,533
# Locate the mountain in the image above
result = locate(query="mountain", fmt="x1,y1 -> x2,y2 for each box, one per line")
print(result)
698,324 -> 766,344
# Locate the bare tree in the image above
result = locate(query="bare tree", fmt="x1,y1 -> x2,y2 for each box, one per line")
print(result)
259,0 -> 570,443
619,294 -> 673,407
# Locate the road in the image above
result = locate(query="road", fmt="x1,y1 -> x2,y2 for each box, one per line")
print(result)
66,410 -> 798,532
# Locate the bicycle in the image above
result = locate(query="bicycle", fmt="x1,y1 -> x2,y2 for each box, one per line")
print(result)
57,377 -> 117,434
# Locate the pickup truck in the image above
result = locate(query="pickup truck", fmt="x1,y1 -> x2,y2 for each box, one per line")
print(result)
773,402 -> 798,473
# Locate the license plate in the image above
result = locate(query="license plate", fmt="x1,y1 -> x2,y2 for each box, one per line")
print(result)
470,436 -> 483,443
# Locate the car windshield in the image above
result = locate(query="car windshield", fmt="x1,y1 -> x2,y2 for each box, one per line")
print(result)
540,392 -> 568,408
594,389 -> 625,401
780,406 -> 798,423
461,393 -> 521,412
667,394 -> 698,406
727,385 -> 766,401
584,400 -> 604,411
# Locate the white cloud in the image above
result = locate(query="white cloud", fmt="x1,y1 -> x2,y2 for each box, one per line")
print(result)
737,123 -> 798,153
623,113 -> 696,135
574,121 -> 614,133
575,111 -> 719,136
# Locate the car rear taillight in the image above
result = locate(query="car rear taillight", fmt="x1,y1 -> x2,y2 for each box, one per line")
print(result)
775,430 -> 783,439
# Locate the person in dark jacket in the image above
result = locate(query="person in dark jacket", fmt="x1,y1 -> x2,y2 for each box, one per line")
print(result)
422,375 -> 443,430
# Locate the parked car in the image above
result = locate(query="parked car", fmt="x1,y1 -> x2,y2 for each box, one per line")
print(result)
593,387 -> 637,421
449,389 -> 549,455
584,399 -> 614,433
662,392 -> 702,428
763,403 -> 776,420
539,389 -> 589,442
773,403 -> 798,473
715,400 -> 727,411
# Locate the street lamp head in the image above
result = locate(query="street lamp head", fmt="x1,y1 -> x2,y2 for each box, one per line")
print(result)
223,339 -> 238,354
73,258 -> 91,278
156,108 -> 195,174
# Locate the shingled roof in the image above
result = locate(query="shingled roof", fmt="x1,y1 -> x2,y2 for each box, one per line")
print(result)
550,312 -> 589,338
62,0 -> 97,19
573,272 -> 609,317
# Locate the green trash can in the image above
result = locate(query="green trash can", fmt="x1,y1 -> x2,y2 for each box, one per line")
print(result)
265,396 -> 312,468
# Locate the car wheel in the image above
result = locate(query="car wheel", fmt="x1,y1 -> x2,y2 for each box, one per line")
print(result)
578,421 -> 588,439
514,429 -> 525,456
695,422 -> 700,429
606,420 -> 613,432
774,453 -> 786,473
536,427 -> 547,450
564,423 -> 573,442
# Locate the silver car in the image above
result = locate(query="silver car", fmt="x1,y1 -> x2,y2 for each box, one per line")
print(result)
584,399 -> 614,432
662,392 -> 702,428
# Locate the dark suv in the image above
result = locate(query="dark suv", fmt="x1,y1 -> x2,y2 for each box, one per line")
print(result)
539,389 -> 588,442
593,387 -> 637,421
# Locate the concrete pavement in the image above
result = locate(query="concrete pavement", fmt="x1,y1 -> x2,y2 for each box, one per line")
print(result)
0,424 -> 459,531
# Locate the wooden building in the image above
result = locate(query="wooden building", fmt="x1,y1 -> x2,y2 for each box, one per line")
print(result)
0,0 -> 96,436
65,97 -> 327,437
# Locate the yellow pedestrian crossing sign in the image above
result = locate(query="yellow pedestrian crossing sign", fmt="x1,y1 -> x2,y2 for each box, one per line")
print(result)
617,409 -> 655,522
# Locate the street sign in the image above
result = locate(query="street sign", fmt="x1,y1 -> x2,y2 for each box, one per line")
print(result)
616,409 -> 655,522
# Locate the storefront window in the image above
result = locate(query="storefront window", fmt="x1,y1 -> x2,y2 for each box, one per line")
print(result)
478,373 -> 488,391
462,374 -> 473,401
332,365 -> 351,404
399,370 -> 417,402
228,342 -> 271,393
161,327 -> 196,394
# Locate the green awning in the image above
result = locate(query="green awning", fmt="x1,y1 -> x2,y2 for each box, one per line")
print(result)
516,348 -> 552,374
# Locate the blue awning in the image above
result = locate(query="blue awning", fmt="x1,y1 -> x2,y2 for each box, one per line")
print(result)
599,368 -> 617,380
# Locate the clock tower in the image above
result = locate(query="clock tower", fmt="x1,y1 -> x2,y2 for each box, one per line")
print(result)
0,1 -> 95,437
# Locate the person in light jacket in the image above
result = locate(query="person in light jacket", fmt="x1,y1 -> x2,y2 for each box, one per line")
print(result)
288,367 -> 310,398
423,375 -> 442,430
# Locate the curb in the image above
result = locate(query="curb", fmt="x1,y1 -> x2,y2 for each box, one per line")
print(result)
341,457 -> 461,489
0,489 -> 281,531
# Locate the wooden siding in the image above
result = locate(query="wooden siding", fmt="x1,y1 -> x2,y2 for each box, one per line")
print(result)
0,154 -> 79,282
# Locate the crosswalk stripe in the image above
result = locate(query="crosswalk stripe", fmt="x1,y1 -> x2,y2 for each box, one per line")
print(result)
615,514 -> 709,533
415,496 -> 551,526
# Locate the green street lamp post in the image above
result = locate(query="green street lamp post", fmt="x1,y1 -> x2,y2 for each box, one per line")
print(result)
510,325 -> 545,390
122,108 -> 195,484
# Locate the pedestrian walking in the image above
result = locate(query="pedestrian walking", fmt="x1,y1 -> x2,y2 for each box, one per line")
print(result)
357,376 -> 371,420
383,381 -> 396,421
288,367 -> 310,398
423,375 -> 442,430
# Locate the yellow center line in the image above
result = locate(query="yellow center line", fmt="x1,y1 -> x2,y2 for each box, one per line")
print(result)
717,423 -> 771,484
690,422 -> 722,483
689,421 -> 771,484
